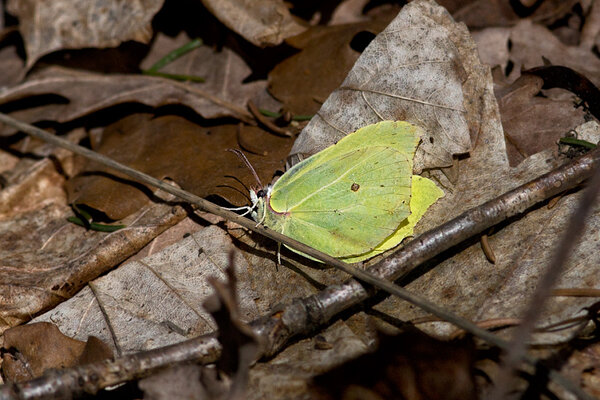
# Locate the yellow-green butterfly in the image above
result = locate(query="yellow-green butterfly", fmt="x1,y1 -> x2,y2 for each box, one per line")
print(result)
242,121 -> 443,263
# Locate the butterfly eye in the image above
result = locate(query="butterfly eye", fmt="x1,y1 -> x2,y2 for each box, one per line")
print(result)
257,189 -> 266,198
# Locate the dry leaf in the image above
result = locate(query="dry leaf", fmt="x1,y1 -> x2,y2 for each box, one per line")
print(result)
1,322 -> 112,382
200,0 -> 306,47
498,74 -> 588,166
373,98 -> 600,347
508,19 -> 600,86
291,0 -> 473,173
268,19 -> 391,115
6,0 -> 164,69
138,364 -> 228,400
204,259 -> 259,399
247,320 -> 369,399
0,44 -> 24,87
32,224 -> 262,354
453,0 -> 580,29
329,0 -> 372,25
140,32 -> 267,113
0,140 -> 187,332
0,60 -> 262,137
67,114 -> 292,220
559,331 -> 600,398
310,329 -> 477,400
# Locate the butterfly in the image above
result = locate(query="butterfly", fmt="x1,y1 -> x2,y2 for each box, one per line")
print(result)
233,121 -> 443,263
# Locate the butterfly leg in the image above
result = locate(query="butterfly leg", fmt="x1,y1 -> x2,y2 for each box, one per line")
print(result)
277,242 -> 282,266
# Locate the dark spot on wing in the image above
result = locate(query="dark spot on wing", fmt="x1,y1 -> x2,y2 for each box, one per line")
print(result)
430,137 -> 434,144
351,183 -> 360,192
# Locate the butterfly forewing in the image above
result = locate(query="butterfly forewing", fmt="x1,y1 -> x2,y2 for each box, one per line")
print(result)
278,147 -> 412,257
264,121 -> 421,259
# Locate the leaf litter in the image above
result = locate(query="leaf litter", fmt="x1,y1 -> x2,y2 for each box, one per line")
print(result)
0,0 -> 600,398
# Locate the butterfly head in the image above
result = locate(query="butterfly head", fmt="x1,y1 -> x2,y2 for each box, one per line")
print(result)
250,184 -> 272,223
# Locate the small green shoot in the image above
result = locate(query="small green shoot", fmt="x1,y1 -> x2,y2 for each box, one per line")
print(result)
559,137 -> 597,150
142,38 -> 205,82
258,108 -> 313,121
67,217 -> 126,232
68,204 -> 126,232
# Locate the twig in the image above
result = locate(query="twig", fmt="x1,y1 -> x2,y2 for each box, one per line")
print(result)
247,100 -> 293,137
0,113 -> 597,399
0,334 -> 221,399
489,152 -> 600,400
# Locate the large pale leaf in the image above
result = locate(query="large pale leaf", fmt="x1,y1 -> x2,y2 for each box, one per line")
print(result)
7,0 -> 164,69
200,0 -> 306,47
291,0 -> 474,172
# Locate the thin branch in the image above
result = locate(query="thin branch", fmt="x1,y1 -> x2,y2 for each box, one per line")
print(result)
0,334 -> 221,399
489,156 -> 600,400
0,113 -> 597,399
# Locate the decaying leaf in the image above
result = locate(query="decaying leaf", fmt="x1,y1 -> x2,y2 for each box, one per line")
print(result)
1,322 -> 112,383
137,256 -> 259,400
291,0 -> 473,173
138,364 -> 228,400
31,224 -> 262,354
453,0 -> 581,29
498,74 -> 588,166
200,0 -> 306,47
559,324 -> 600,398
310,329 -> 477,400
0,62 -> 259,138
0,44 -> 24,87
500,19 -> 600,86
5,1 -> 600,398
6,0 -> 164,69
203,256 -> 260,399
140,32 -> 268,114
0,142 -> 187,333
268,19 -> 391,115
66,113 -> 292,220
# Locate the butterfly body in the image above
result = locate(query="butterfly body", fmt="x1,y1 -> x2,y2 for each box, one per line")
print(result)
252,121 -> 428,263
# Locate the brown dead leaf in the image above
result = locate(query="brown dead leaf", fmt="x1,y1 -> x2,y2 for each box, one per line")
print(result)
6,0 -> 164,69
0,134 -> 188,332
498,74 -> 588,166
32,223 -> 263,354
310,329 -> 477,400
329,0 -> 372,25
0,129 -> 86,220
66,113 -> 292,220
200,0 -> 306,47
581,0 -> 600,51
453,0 -> 581,29
0,63 -> 259,137
268,19 -> 391,115
204,257 -> 259,399
508,19 -> 600,87
559,328 -> 600,398
140,32 -> 267,114
1,322 -> 112,383
0,44 -> 24,87
138,364 -> 228,400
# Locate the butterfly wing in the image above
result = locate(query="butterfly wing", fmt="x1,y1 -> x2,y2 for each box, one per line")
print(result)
266,121 -> 420,258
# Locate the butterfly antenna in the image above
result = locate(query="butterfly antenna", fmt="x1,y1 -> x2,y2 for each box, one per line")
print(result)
227,149 -> 263,189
